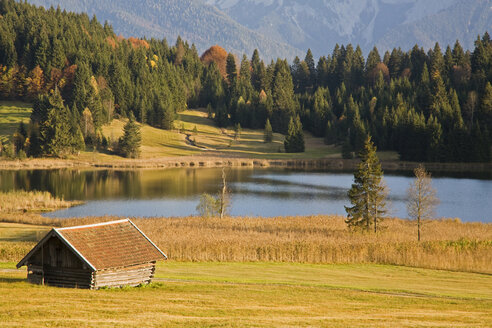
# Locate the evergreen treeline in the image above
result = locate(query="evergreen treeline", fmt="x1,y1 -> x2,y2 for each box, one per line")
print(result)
201,42 -> 492,162
0,0 -> 491,162
0,0 -> 201,156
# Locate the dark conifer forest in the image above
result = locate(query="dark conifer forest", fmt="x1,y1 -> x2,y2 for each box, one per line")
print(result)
0,0 -> 491,162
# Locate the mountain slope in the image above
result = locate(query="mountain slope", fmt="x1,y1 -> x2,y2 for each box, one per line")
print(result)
27,0 -> 492,60
206,0 -> 491,55
377,0 -> 492,51
27,0 -> 303,60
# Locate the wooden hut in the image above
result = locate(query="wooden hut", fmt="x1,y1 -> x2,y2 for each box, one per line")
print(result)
16,219 -> 167,289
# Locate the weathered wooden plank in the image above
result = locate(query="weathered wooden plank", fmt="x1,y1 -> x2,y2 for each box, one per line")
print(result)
94,274 -> 153,285
94,277 -> 152,288
93,267 -> 155,288
93,263 -> 156,288
95,277 -> 152,285
29,264 -> 92,274
26,257 -> 158,289
97,262 -> 155,273
94,270 -> 154,281
95,272 -> 153,281
27,275 -> 43,284
96,266 -> 154,276
44,277 -> 91,285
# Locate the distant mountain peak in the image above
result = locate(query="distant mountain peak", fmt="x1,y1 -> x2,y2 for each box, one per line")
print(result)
28,0 -> 302,60
28,0 -> 491,60
206,0 -> 485,56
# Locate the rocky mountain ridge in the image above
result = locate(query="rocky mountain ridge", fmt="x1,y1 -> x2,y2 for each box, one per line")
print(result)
28,0 -> 492,59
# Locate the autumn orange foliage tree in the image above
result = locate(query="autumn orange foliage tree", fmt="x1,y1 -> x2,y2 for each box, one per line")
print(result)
201,45 -> 228,78
127,37 -> 150,49
25,65 -> 45,99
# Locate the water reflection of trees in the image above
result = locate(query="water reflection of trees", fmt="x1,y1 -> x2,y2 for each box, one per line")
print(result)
0,168 -> 255,200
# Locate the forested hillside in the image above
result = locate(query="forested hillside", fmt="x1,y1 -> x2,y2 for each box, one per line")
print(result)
28,0 -> 492,59
27,0 -> 301,61
0,1 -> 491,162
0,0 -> 203,157
201,41 -> 492,162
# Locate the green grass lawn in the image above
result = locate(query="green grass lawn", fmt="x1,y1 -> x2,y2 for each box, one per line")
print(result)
0,101 -> 32,144
1,261 -> 490,327
156,262 -> 492,300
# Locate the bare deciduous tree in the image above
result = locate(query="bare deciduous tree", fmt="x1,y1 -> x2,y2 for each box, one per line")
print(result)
407,165 -> 439,241
218,167 -> 229,219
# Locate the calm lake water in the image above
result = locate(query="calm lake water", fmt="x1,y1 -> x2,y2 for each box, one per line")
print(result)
1,168 -> 491,222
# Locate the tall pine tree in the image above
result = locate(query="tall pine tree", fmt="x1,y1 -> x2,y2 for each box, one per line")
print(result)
345,136 -> 387,232
118,113 -> 141,158
284,115 -> 304,153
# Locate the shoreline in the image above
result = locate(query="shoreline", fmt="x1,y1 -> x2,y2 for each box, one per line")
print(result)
1,156 -> 491,173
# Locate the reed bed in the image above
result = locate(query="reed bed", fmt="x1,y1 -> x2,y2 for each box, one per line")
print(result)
0,241 -> 36,262
3,214 -> 490,273
0,190 -> 81,213
137,216 -> 492,273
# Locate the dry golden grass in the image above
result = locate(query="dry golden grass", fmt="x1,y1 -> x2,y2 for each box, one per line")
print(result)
0,241 -> 35,262
138,216 -> 492,273
0,222 -> 50,262
0,190 -> 81,213
2,214 -> 491,274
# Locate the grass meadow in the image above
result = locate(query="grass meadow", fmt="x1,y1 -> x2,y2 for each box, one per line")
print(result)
98,108 -> 345,161
0,101 -> 31,144
1,102 -> 348,163
1,260 -> 490,327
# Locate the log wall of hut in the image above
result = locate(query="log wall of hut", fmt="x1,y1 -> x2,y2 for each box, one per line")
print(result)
93,262 -> 156,289
25,235 -> 93,288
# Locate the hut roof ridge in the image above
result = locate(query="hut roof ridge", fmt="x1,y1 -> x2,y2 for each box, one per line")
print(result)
56,218 -> 131,231
17,219 -> 167,270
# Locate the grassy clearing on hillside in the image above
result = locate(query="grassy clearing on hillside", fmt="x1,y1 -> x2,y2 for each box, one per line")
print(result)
96,109 -> 344,160
1,216 -> 491,273
176,109 -> 341,159
2,262 -> 491,327
100,117 -> 198,159
0,103 -> 399,163
0,101 -> 31,144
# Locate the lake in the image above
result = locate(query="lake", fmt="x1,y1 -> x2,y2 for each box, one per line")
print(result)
0,168 -> 491,222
